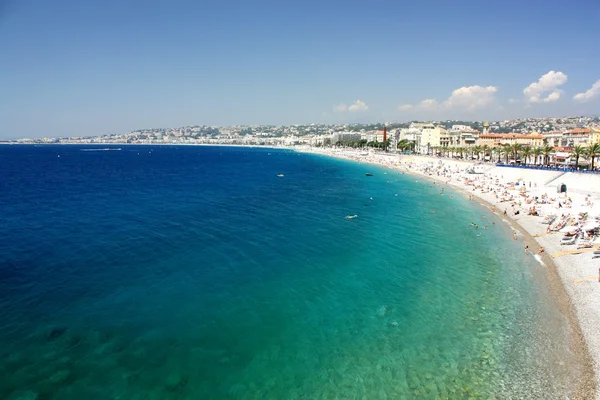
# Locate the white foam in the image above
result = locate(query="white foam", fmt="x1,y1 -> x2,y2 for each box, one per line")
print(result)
533,254 -> 546,266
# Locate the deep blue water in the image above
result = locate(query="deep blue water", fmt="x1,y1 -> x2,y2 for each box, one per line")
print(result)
0,145 -> 578,399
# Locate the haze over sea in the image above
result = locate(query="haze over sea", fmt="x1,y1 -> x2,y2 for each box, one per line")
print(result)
0,145 -> 578,399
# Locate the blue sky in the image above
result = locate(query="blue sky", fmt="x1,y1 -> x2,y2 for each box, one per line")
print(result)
1,0 -> 599,139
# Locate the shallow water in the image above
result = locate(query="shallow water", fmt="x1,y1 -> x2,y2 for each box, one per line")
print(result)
0,145 -> 577,399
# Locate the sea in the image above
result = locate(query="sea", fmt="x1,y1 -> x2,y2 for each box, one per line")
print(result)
0,145 -> 579,399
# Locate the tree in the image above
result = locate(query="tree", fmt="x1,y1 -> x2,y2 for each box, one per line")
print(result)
481,144 -> 490,160
587,143 -> 600,170
532,147 -> 542,166
382,139 -> 390,151
502,144 -> 511,164
474,145 -> 483,160
570,145 -> 585,169
509,143 -> 522,163
520,147 -> 532,166
397,139 -> 408,151
541,144 -> 553,166
492,146 -> 502,163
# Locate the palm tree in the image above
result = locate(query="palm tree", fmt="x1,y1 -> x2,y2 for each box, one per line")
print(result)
502,144 -> 511,164
509,143 -> 522,163
587,143 -> 600,170
570,145 -> 586,169
472,145 -> 482,160
520,147 -> 532,166
492,146 -> 502,163
532,147 -> 542,166
541,144 -> 553,166
442,146 -> 450,158
481,144 -> 490,161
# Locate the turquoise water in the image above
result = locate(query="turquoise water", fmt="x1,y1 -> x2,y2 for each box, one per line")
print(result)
0,145 -> 577,399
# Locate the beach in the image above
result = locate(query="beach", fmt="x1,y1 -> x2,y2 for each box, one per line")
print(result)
298,146 -> 600,400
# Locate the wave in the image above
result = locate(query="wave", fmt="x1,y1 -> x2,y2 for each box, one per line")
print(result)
80,148 -> 122,151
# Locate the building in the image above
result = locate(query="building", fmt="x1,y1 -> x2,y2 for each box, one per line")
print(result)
563,128 -> 591,147
449,125 -> 472,132
419,124 -> 447,154
591,128 -> 600,144
399,123 -> 425,151
447,129 -> 478,147
541,131 -> 563,147
477,132 -> 544,148
362,132 -> 385,143
331,132 -> 362,144
482,121 -> 490,135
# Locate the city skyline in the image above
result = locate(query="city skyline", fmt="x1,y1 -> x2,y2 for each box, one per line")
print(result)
1,0 -> 599,139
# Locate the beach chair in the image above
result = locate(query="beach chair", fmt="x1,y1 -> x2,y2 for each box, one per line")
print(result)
561,235 -> 578,246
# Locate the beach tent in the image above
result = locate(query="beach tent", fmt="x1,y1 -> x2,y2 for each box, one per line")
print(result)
557,183 -> 567,193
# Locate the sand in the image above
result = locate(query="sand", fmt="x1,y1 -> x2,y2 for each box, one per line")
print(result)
297,146 -> 600,400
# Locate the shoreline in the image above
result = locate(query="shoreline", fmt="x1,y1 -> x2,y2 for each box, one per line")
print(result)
299,147 -> 598,400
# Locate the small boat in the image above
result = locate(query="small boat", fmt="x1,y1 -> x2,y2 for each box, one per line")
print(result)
277,174 -> 284,177
345,215 -> 358,219
365,173 -> 373,176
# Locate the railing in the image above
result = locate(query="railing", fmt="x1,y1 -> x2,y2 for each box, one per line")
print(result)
495,163 -> 600,174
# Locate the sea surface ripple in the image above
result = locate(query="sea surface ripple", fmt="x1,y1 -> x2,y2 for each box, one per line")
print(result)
0,145 -> 578,399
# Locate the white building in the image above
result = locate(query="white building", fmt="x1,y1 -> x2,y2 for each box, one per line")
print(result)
331,132 -> 362,144
419,124 -> 447,154
399,123 -> 426,151
450,125 -> 471,132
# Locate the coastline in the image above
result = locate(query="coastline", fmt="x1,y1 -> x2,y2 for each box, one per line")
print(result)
298,147 -> 599,400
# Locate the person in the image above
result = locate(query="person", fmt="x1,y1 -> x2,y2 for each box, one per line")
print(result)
504,209 -> 507,215
538,247 -> 545,254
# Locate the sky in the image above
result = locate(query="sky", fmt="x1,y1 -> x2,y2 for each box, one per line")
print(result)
0,0 -> 599,139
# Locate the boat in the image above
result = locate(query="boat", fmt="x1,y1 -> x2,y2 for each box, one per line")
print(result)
345,215 -> 358,219
277,174 -> 284,177
365,173 -> 373,176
